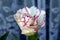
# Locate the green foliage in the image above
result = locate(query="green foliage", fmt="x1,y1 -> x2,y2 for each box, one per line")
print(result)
28,33 -> 39,40
12,33 -> 38,40
0,32 -> 9,40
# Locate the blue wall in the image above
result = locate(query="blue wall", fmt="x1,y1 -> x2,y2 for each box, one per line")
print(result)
0,0 -> 60,40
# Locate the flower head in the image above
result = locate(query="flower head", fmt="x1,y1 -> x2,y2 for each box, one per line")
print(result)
14,6 -> 45,36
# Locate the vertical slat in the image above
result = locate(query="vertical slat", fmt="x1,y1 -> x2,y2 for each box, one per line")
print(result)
24,0 -> 35,7
41,0 -> 45,10
24,0 -> 27,6
32,0 -> 35,6
37,0 -> 46,40
49,0 -> 59,40
56,0 -> 60,40
46,0 -> 50,40
37,0 -> 41,9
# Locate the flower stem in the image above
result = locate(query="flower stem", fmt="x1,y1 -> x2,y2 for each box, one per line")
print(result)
26,33 -> 39,40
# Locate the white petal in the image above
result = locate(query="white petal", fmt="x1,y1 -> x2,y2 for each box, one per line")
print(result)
30,6 -> 37,16
25,7 -> 30,14
38,10 -> 45,26
17,9 -> 22,14
21,8 -> 27,14
36,9 -> 40,16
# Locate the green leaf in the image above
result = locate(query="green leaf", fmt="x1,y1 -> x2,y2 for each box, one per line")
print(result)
27,33 -> 39,40
12,33 -> 19,40
0,32 -> 9,40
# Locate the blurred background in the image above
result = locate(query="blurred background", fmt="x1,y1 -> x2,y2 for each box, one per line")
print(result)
0,0 -> 60,40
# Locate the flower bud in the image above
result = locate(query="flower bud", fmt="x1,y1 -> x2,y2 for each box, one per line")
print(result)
14,6 -> 45,36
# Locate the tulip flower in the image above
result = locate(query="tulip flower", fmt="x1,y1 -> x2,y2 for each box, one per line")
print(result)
13,6 -> 45,40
